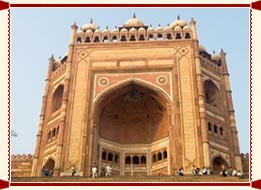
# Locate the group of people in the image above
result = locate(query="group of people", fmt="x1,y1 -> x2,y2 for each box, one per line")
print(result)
220,165 -> 245,178
92,163 -> 113,178
192,165 -> 213,176
41,166 -> 53,177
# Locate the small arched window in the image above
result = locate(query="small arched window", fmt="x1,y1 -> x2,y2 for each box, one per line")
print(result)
52,128 -> 56,137
85,37 -> 91,43
103,36 -> 109,42
148,34 -> 154,41
175,33 -> 181,39
130,35 -> 136,41
114,155 -> 119,163
125,156 -> 131,164
52,85 -> 64,112
77,37 -> 82,43
166,33 -> 172,40
214,125 -> 218,134
163,150 -> 167,159
112,36 -> 118,42
94,36 -> 99,42
157,34 -> 163,40
133,155 -> 139,164
157,152 -> 162,161
204,80 -> 221,108
102,151 -> 107,160
185,33 -> 191,39
139,35 -> 145,41
141,156 -> 146,164
121,35 -> 127,42
108,152 -> 113,161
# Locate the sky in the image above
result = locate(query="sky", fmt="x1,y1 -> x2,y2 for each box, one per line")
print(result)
10,8 -> 249,155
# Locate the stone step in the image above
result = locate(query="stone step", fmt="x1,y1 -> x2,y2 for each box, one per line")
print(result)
12,175 -> 249,182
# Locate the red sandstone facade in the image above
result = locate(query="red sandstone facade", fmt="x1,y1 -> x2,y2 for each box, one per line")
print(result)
29,15 -> 242,177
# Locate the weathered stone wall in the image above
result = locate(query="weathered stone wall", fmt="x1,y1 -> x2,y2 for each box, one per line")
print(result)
11,154 -> 33,177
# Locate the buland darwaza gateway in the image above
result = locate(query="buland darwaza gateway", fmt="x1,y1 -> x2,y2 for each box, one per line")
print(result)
30,14 -> 243,177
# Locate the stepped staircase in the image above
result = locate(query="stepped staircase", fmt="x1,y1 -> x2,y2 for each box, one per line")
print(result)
11,175 -> 249,183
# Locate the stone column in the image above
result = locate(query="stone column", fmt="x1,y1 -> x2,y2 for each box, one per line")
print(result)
220,49 -> 242,171
194,44 -> 211,168
53,22 -> 78,176
31,55 -> 54,176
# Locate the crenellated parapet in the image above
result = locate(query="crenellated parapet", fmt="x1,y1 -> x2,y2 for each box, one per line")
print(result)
74,15 -> 194,44
11,154 -> 33,160
11,154 -> 33,177
199,46 -> 223,73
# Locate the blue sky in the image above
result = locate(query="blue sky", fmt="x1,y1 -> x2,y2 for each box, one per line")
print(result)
11,8 -> 249,155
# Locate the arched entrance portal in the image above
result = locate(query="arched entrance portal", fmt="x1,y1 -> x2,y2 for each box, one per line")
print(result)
93,83 -> 170,176
44,158 -> 55,176
212,156 -> 229,174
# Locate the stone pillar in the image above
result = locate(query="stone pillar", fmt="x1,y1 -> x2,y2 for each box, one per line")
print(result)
190,18 -> 198,40
220,49 -> 242,171
194,45 -> 211,168
31,55 -> 54,176
53,22 -> 78,176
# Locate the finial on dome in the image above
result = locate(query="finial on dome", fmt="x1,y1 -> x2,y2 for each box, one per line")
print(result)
158,23 -> 161,27
150,24 -> 152,27
213,50 -> 215,53
106,26 -> 108,29
90,18 -> 93,24
133,13 -> 136,18
177,15 -> 180,20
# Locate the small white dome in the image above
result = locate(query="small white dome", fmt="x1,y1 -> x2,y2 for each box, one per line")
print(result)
211,51 -> 221,61
156,24 -> 163,32
82,19 -> 98,32
103,26 -> 110,33
111,27 -> 119,33
77,29 -> 84,34
199,44 -> 207,53
120,28 -> 128,33
129,27 -> 137,33
147,24 -> 154,32
174,25 -> 182,31
85,29 -> 93,35
170,16 -> 188,28
123,14 -> 144,27
138,27 -> 145,33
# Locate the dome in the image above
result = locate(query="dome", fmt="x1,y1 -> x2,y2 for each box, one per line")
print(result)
129,27 -> 137,33
94,27 -> 101,34
103,26 -> 110,33
120,28 -> 128,33
183,25 -> 190,30
138,27 -> 145,33
111,26 -> 119,33
174,25 -> 182,32
170,15 -> 188,28
211,51 -> 221,61
55,57 -> 62,64
85,29 -> 93,35
164,24 -> 172,31
199,44 -> 207,53
82,19 -> 98,32
123,14 -> 144,27
147,24 -> 154,32
156,24 -> 163,32
77,28 -> 84,34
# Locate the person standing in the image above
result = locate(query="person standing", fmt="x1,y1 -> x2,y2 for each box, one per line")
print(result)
72,165 -> 76,176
